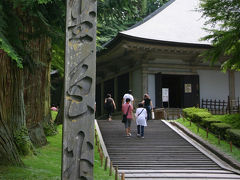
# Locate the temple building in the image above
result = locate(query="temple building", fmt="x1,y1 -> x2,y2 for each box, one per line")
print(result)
96,0 -> 240,116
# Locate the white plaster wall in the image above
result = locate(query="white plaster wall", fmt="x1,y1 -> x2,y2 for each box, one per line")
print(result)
132,69 -> 142,103
235,72 -> 240,98
197,70 -> 229,102
148,74 -> 156,107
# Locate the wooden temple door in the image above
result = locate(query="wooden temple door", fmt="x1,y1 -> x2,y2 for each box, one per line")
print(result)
117,73 -> 129,110
182,75 -> 200,107
155,73 -> 162,108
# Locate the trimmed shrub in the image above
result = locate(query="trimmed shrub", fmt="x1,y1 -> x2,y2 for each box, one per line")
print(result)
183,107 -> 211,123
200,117 -> 222,128
226,129 -> 240,147
221,114 -> 240,129
192,112 -> 212,123
211,123 -> 232,139
183,107 -> 208,118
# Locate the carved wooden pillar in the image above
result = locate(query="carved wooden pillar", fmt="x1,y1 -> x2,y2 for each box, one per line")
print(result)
62,1 -> 97,180
114,77 -> 118,106
142,69 -> 148,96
129,71 -> 133,91
101,82 -> 104,115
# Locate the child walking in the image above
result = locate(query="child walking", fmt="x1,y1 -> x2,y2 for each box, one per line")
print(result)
135,103 -> 147,138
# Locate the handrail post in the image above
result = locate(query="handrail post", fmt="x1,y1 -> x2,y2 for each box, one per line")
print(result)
115,166 -> 118,180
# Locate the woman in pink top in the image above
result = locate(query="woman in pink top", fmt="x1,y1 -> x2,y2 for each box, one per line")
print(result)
122,98 -> 133,137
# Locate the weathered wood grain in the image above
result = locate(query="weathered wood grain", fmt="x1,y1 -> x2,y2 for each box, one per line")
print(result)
62,0 -> 97,179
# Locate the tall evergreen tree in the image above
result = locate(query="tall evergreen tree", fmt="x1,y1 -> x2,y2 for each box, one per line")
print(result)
97,0 -> 168,50
0,0 -> 64,165
199,0 -> 240,71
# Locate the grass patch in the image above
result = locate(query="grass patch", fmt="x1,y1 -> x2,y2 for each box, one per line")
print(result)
176,118 -> 240,163
0,125 -> 62,180
94,143 -> 115,180
221,114 -> 240,129
51,110 -> 58,121
0,125 -> 114,180
183,107 -> 211,122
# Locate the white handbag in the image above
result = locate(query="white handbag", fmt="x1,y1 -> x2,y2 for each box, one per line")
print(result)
151,111 -> 155,119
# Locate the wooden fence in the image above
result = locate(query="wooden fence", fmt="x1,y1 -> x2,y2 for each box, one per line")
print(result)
201,97 -> 240,115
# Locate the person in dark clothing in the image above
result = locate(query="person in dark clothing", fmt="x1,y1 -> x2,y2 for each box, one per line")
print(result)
104,94 -> 116,121
142,94 -> 153,120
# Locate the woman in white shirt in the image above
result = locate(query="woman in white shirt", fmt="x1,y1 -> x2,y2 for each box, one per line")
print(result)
122,90 -> 134,106
135,103 -> 147,138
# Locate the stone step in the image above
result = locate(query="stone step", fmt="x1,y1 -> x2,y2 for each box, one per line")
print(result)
97,120 -> 240,179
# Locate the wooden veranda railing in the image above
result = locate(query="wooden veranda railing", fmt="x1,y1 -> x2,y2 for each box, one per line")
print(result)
201,97 -> 240,115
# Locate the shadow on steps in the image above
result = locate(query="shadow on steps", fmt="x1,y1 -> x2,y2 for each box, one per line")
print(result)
96,111 -> 122,120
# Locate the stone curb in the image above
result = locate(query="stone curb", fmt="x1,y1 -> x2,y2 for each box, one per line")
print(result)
171,121 -> 240,172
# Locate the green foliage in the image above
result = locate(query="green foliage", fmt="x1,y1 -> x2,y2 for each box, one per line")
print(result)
43,121 -> 58,136
183,107 -> 211,122
226,129 -> 240,147
12,0 -> 54,9
200,116 -> 222,128
211,122 -> 232,139
14,127 -> 34,156
51,43 -> 64,77
94,141 -> 115,180
0,1 -> 23,68
220,114 -> 240,129
199,114 -> 240,129
183,107 -> 209,117
44,0 -> 65,76
192,111 -> 212,123
199,0 -> 240,71
181,110 -> 240,144
97,0 -> 169,50
0,0 -> 65,68
42,111 -> 58,136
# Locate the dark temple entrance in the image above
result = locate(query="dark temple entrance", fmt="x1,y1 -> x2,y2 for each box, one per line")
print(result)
162,75 -> 182,108
155,73 -> 199,108
117,73 -> 129,110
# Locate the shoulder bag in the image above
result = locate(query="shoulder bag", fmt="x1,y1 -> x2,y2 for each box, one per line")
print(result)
137,109 -> 144,116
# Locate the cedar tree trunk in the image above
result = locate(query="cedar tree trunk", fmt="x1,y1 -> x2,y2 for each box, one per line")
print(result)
24,35 -> 52,147
0,52 -> 24,166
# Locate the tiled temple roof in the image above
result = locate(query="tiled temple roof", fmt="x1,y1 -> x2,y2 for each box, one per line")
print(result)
120,0 -> 211,45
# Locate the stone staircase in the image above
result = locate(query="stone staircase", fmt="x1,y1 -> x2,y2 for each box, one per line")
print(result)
97,120 -> 240,179
120,170 -> 240,180
97,108 -> 183,121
